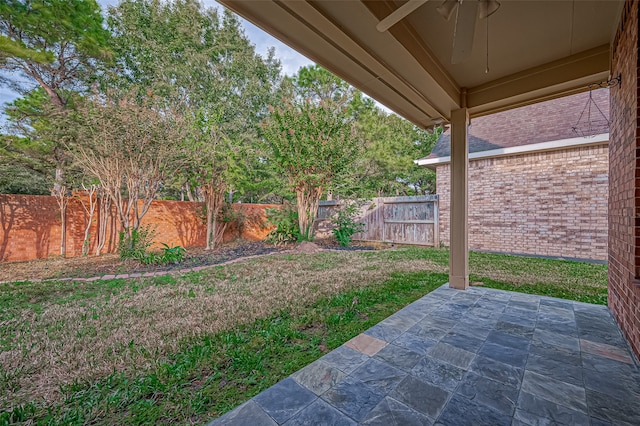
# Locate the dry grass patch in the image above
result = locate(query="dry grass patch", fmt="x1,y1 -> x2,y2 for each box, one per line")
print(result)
1,250 -> 446,407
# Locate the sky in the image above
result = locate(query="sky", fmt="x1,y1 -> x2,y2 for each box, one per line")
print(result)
0,0 -> 314,123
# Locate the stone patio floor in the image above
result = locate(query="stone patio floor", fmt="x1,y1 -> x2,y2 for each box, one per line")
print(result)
208,284 -> 640,425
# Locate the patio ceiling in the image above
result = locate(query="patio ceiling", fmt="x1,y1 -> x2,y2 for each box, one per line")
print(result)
218,0 -> 623,128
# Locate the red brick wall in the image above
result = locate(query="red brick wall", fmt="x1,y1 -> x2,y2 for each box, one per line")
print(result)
436,144 -> 609,260
0,194 -> 276,262
608,0 -> 640,360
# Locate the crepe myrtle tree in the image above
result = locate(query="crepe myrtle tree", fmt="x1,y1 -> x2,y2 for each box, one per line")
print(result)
262,98 -> 360,241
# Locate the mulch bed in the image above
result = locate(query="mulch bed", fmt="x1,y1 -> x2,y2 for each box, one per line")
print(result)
0,239 -> 380,283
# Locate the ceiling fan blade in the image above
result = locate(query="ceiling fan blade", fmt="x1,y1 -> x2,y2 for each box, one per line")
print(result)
451,0 -> 478,64
376,0 -> 429,32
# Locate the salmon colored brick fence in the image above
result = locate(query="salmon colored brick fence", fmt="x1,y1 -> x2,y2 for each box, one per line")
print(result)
0,194 -> 278,262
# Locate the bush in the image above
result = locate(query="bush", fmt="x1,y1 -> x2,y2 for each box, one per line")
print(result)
118,225 -> 185,265
118,225 -> 156,260
265,205 -> 300,245
159,243 -> 186,264
331,200 -> 365,247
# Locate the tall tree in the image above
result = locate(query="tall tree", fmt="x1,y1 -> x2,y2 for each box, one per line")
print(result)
262,96 -> 361,240
0,0 -> 111,108
353,103 -> 440,197
69,92 -> 187,244
1,0 -> 111,255
107,0 -> 282,248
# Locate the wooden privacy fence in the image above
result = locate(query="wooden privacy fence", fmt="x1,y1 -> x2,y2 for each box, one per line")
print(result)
317,195 -> 439,247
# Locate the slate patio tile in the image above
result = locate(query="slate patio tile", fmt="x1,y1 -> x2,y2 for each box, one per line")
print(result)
410,356 -> 466,392
439,331 -> 485,353
394,332 -> 438,355
389,375 -> 449,419
208,400 -> 277,426
477,342 -> 528,369
283,399 -> 356,426
485,331 -> 531,351
468,355 -> 524,388
473,298 -> 507,312
253,378 -> 317,424
457,314 -> 499,329
573,302 -> 610,313
589,417 -> 613,426
581,352 -> 640,376
457,372 -> 518,417
515,392 -> 590,426
466,307 -> 502,319
509,293 -> 541,303
525,354 -> 584,387
576,323 -> 627,347
361,397 -> 434,426
435,393 -> 511,426
365,323 -> 405,343
586,388 -> 640,425
532,328 -> 580,352
416,312 -> 458,330
494,321 -> 535,339
498,314 -> 537,328
451,322 -> 493,340
428,308 -> 465,321
539,298 -> 574,310
503,307 -> 538,320
529,340 -> 581,366
344,333 -> 387,356
321,346 -> 369,374
582,365 -> 640,400
580,339 -> 634,364
349,358 -> 407,394
409,316 -> 455,337
507,300 -> 539,311
538,304 -> 575,319
291,359 -> 345,396
380,312 -> 423,331
520,371 -> 587,413
321,376 -> 385,422
373,343 -> 423,371
426,342 -> 475,369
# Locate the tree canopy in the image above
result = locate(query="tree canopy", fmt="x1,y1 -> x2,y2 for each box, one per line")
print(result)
0,0 -> 112,108
0,0 -> 439,232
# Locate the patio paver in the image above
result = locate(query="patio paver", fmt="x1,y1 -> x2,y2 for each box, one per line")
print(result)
208,285 -> 640,426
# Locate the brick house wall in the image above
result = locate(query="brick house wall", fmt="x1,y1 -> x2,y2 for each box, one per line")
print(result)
0,194 -> 276,262
436,144 -> 609,260
608,0 -> 640,360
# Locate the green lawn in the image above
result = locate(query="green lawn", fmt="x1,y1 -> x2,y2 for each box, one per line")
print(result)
0,247 -> 607,425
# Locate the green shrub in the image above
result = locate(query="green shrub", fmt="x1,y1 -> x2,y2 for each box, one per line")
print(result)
160,243 -> 186,264
118,225 -> 156,260
265,205 -> 300,245
331,200 -> 365,247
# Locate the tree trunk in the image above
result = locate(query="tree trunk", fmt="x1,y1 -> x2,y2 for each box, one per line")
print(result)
204,183 -> 225,250
53,187 -> 70,257
96,192 -> 111,255
80,185 -> 98,256
60,203 -> 67,256
185,181 -> 195,202
296,184 -> 323,241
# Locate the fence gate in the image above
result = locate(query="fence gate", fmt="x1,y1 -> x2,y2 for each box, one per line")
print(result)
317,195 -> 439,247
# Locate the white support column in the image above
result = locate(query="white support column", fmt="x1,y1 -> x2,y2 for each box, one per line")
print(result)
449,108 -> 469,290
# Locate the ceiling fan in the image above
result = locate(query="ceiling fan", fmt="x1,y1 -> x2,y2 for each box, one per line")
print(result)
376,0 -> 501,65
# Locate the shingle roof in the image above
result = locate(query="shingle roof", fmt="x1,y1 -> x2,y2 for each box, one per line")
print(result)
424,88 -> 610,159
